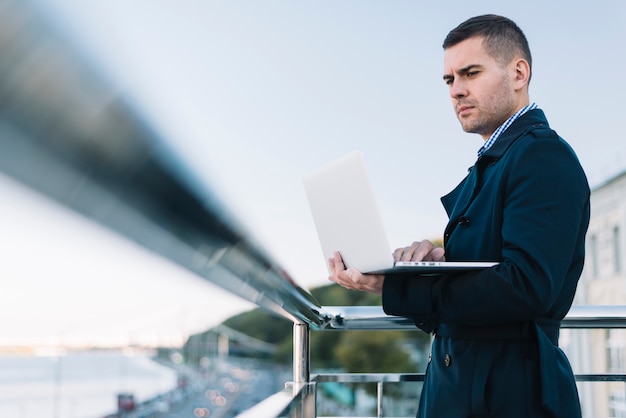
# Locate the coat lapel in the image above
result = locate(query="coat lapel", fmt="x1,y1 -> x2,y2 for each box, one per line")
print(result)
440,109 -> 550,243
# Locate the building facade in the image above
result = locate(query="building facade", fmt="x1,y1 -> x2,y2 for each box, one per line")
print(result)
571,170 -> 626,417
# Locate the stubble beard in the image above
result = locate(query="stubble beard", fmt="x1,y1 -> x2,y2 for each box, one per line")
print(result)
458,108 -> 501,137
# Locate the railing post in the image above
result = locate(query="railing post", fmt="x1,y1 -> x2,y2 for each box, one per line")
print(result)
291,323 -> 316,418
377,381 -> 383,417
293,323 -> 310,386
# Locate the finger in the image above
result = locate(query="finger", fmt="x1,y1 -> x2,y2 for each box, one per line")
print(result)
332,251 -> 346,271
328,258 -> 335,282
329,252 -> 354,287
400,241 -> 426,261
328,253 -> 342,282
424,247 -> 446,262
412,240 -> 436,261
393,247 -> 405,262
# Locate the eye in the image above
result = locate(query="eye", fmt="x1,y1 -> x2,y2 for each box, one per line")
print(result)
444,77 -> 454,86
467,71 -> 479,78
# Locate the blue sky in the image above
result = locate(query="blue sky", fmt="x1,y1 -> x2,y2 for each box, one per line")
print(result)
1,0 -> 624,346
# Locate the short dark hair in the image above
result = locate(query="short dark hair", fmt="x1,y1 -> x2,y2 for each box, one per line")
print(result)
443,14 -> 532,73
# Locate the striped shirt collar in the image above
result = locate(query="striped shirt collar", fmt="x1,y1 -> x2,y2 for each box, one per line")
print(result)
477,102 -> 538,158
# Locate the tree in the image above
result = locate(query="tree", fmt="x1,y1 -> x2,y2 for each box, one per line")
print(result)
334,330 -> 417,373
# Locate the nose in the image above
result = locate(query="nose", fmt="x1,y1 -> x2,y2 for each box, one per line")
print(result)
449,78 -> 467,99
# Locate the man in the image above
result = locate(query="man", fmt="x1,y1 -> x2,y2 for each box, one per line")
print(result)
328,14 -> 589,418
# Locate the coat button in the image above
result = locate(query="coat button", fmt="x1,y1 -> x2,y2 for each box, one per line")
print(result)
444,354 -> 451,367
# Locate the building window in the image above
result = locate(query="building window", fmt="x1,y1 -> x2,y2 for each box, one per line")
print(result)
609,389 -> 626,417
590,234 -> 599,278
607,329 -> 626,372
614,226 -> 622,274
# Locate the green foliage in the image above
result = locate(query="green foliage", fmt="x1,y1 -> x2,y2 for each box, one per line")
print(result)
274,335 -> 294,364
222,308 -> 291,343
334,331 -> 416,373
311,331 -> 343,369
309,284 -> 381,306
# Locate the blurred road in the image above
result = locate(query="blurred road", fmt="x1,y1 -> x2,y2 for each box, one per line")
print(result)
110,357 -> 291,418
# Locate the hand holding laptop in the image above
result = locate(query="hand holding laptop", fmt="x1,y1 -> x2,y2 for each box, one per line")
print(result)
328,251 -> 385,295
328,239 -> 445,295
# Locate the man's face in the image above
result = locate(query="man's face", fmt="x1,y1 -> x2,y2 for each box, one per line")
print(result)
443,36 -> 518,140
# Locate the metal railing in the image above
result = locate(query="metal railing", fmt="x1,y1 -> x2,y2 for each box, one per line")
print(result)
267,306 -> 626,418
2,3 -> 626,418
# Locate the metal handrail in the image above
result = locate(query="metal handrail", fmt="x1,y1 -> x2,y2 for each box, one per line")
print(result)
317,305 -> 626,330
312,372 -> 626,383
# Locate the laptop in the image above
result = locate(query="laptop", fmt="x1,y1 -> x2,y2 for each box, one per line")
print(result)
302,151 -> 498,275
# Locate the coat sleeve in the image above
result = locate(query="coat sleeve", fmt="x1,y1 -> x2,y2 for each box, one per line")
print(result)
382,134 -> 590,330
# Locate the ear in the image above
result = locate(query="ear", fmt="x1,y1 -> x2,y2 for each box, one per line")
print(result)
512,58 -> 531,91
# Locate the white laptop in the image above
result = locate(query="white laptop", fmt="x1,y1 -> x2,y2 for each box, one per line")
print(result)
302,151 -> 498,275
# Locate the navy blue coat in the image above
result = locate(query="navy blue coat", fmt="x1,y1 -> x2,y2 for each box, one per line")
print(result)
383,109 -> 590,418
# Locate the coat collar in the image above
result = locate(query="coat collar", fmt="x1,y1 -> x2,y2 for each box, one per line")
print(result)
441,109 -> 551,219
480,109 -> 550,160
